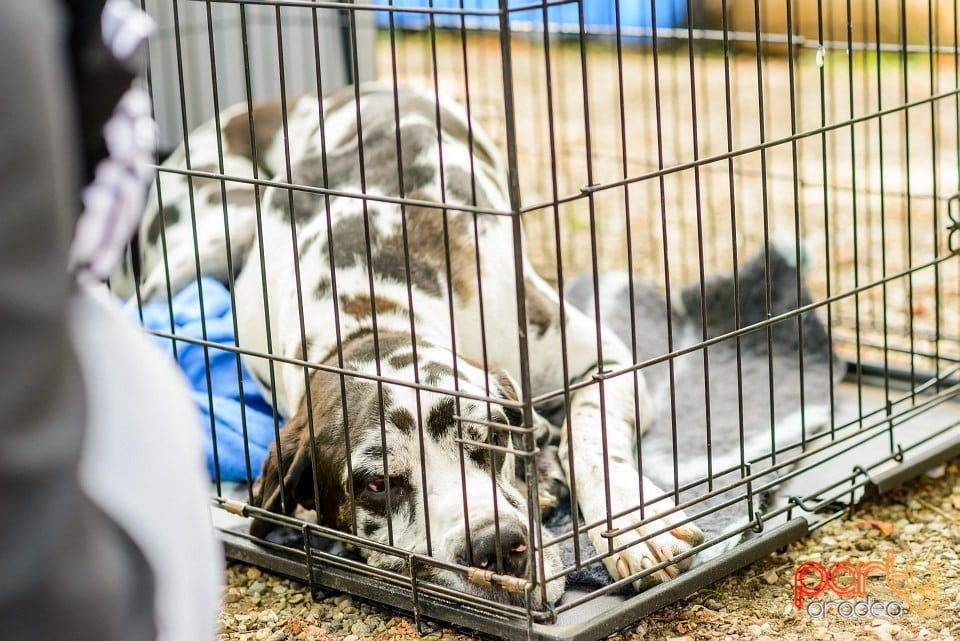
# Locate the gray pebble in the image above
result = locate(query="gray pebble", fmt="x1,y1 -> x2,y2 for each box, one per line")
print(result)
351,621 -> 371,635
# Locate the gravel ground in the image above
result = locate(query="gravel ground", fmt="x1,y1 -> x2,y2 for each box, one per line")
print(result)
220,458 -> 960,641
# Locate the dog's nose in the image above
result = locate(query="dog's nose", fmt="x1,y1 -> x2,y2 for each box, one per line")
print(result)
463,522 -> 529,576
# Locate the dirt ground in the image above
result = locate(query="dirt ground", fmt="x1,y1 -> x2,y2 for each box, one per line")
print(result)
221,458 -> 960,641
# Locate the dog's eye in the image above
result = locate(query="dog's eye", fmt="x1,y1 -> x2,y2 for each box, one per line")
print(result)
359,475 -> 408,500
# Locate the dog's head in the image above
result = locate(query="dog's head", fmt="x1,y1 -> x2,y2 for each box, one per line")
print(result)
251,331 -> 565,606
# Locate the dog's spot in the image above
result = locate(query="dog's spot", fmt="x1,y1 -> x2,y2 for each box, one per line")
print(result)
360,519 -> 381,538
466,426 -> 482,442
488,372 -> 525,427
298,229 -> 330,260
337,329 -> 420,371
224,98 -> 299,172
374,249 -> 443,299
206,187 -> 259,209
323,98 -> 442,197
327,213 -> 381,270
388,351 -> 414,370
321,150 -> 362,194
468,448 -> 490,471
401,163 -> 436,194
422,361 -> 456,386
388,408 -> 415,434
280,125 -> 438,226
352,122 -> 438,195
288,102 -> 484,222
317,326 -> 373,365
394,124 -> 440,193
464,424 -> 508,474
340,294 -> 373,318
443,166 -> 494,210
427,397 -> 457,439
524,279 -> 557,339
310,207 -> 450,301
314,278 -> 331,299
392,91 -> 500,172
276,125 -> 483,304
270,149 -> 348,221
144,204 -> 182,245
340,293 -> 401,320
379,203 -> 476,300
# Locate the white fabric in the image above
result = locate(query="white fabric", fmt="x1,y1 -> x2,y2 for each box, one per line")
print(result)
69,0 -> 157,282
102,0 -> 156,61
69,284 -> 223,641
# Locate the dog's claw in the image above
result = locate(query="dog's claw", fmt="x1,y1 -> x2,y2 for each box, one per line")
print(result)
671,526 -> 705,545
597,515 -> 704,593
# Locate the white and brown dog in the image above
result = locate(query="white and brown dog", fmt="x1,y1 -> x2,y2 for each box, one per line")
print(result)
122,84 -> 703,606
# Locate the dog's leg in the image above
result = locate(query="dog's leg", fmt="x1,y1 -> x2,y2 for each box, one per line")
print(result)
525,274 -> 704,589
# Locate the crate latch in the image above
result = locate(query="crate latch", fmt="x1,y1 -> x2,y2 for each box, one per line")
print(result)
949,193 -> 960,254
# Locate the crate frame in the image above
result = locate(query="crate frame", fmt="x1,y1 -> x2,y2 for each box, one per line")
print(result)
134,1 -> 960,639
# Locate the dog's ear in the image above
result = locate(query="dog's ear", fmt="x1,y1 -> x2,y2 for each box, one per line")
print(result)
250,410 -> 316,539
489,367 -> 568,514
488,366 -> 525,429
489,367 -> 560,446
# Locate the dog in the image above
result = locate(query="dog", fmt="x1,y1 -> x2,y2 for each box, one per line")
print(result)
120,84 -> 704,606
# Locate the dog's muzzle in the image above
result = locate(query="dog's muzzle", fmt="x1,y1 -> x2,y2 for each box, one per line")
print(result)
458,518 -> 529,577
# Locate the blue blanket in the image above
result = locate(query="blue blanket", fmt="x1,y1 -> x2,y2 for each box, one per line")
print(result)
136,279 -> 282,482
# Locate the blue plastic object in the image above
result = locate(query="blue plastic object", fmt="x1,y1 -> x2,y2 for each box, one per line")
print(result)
374,0 -> 686,35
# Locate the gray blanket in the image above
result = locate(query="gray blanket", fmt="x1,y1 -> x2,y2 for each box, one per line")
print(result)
546,242 -> 840,589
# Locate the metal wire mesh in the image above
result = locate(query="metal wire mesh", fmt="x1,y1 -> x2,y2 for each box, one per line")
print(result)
125,1 -> 960,639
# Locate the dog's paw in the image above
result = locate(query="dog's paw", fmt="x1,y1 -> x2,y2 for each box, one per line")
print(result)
598,519 -> 704,590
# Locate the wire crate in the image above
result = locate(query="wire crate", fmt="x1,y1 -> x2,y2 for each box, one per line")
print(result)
123,1 -> 960,639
